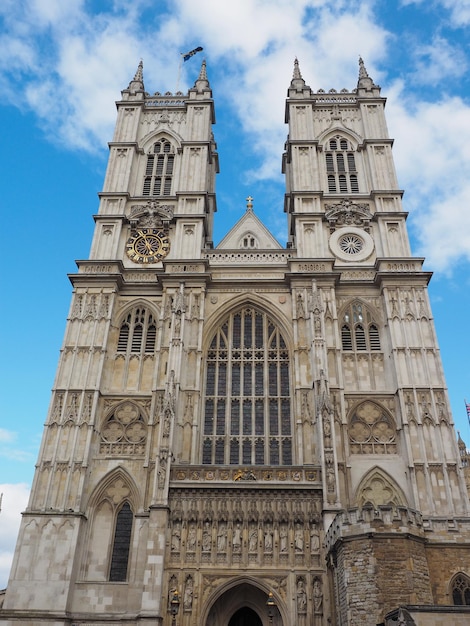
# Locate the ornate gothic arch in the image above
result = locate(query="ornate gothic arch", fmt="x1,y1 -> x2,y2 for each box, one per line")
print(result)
355,466 -> 407,509
140,128 -> 183,153
449,571 -> 470,605
114,298 -> 161,326
203,294 -> 294,350
86,466 -> 141,512
200,577 -> 285,626
318,126 -> 362,150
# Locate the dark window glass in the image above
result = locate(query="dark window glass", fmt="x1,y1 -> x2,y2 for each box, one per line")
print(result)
109,503 -> 133,582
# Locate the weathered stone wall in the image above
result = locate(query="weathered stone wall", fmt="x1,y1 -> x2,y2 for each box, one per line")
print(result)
426,542 -> 470,603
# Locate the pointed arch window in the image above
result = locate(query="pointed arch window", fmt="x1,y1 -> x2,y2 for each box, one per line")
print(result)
341,302 -> 381,352
117,308 -> 157,354
325,136 -> 359,194
452,573 -> 470,605
203,307 -> 292,465
109,502 -> 133,582
142,138 -> 175,197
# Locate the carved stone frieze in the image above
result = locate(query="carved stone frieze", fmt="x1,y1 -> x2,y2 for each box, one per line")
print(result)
325,198 -> 372,233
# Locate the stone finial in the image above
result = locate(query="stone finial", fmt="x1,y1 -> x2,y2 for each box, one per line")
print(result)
127,59 -> 145,92
194,59 -> 210,90
133,59 -> 144,83
358,56 -> 369,80
357,56 -> 378,90
290,57 -> 306,88
293,57 -> 303,81
246,195 -> 254,211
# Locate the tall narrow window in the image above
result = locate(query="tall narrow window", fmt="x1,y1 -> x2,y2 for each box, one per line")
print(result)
203,307 -> 292,465
142,139 -> 175,197
109,502 -> 133,581
325,136 -> 360,194
341,301 -> 381,352
117,308 -> 157,354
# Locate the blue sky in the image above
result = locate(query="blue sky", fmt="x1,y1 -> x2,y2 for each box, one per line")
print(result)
1,0 -> 470,587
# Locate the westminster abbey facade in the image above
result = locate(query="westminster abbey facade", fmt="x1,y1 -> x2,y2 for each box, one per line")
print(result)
1,59 -> 470,626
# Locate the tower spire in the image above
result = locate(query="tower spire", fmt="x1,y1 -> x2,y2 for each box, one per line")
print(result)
127,59 -> 145,94
358,56 -> 369,80
288,57 -> 311,96
290,57 -> 306,89
194,59 -> 210,91
357,56 -> 379,92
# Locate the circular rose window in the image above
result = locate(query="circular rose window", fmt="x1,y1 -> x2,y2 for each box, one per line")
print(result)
329,226 -> 374,262
339,233 -> 364,255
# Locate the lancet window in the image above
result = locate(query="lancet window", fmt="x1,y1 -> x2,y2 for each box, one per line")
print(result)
109,502 -> 133,582
203,307 -> 292,465
117,307 -> 157,354
142,138 -> 175,197
341,302 -> 381,352
325,136 -> 359,193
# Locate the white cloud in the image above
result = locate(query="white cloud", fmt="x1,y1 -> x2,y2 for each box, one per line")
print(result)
0,430 -> 15,443
401,0 -> 470,25
439,0 -> 470,25
410,36 -> 467,84
387,84 -> 470,272
0,483 -> 30,589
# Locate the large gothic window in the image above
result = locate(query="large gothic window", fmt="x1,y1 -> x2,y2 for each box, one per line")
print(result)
452,573 -> 470,605
117,307 -> 157,354
142,138 -> 175,196
203,307 -> 292,465
341,302 -> 381,352
325,136 -> 359,194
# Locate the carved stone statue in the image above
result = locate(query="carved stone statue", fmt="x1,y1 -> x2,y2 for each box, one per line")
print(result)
296,577 -> 307,613
171,522 -> 181,552
202,521 -> 211,552
217,522 -> 227,552
249,525 -> 258,552
233,522 -> 242,551
295,523 -> 304,552
187,523 -> 197,552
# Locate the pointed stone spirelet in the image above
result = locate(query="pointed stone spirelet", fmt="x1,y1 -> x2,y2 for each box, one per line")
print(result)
194,59 -> 210,91
133,59 -> 144,83
291,57 -> 306,89
358,56 -> 369,80
357,56 -> 379,91
127,59 -> 145,92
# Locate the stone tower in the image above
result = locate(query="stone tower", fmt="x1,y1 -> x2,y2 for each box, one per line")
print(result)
2,59 -> 470,626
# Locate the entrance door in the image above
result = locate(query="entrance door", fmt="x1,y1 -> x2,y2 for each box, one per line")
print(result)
228,607 -> 263,626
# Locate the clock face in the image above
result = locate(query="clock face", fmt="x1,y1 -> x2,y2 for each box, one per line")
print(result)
126,228 -> 170,264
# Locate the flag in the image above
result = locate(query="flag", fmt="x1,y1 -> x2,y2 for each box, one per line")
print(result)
182,46 -> 203,62
466,401 -> 470,418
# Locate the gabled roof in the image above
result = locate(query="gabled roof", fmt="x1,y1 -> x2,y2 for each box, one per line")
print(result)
217,197 -> 282,250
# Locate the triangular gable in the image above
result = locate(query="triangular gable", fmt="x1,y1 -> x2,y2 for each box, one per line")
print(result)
217,208 -> 282,250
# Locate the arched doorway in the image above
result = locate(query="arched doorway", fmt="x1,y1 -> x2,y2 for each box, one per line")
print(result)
204,581 -> 282,626
228,607 -> 262,626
